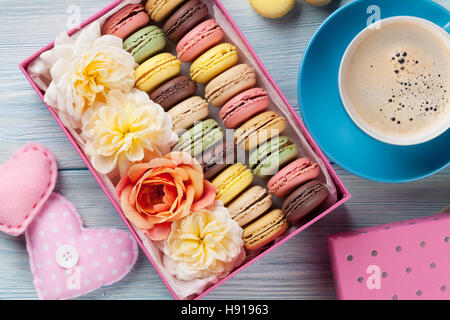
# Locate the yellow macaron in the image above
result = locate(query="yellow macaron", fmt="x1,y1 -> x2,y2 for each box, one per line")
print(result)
145,0 -> 186,22
212,163 -> 254,205
135,53 -> 181,93
249,0 -> 295,18
190,43 -> 239,84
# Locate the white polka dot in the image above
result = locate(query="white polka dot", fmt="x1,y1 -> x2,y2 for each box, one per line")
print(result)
83,235 -> 90,241
41,290 -> 47,297
39,277 -> 44,284
46,259 -> 53,266
69,238 -> 75,244
50,274 -> 57,281
112,269 -> 118,275
63,211 -> 70,217
116,238 -> 123,245
107,256 -> 114,263
121,251 -> 128,258
39,230 -> 45,237
36,262 -> 41,270
55,288 -> 61,294
56,241 -> 62,247
51,226 -> 58,233
88,248 -> 94,254
102,243 -> 109,250
96,232 -> 103,237
83,279 -> 90,286
43,245 -> 49,251
49,212 -> 55,219
97,274 -> 104,281
109,229 -> 117,234
66,224 -> 73,230
93,261 -> 99,268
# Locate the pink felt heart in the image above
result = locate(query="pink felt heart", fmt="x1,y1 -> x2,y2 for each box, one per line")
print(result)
25,193 -> 139,300
0,143 -> 57,236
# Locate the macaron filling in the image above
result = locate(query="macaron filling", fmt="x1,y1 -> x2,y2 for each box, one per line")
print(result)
164,2 -> 207,40
243,214 -> 286,246
178,23 -> 222,58
268,161 -> 319,194
206,67 -> 255,103
216,166 -> 250,199
284,182 -> 326,215
235,113 -> 281,146
250,138 -> 295,171
174,120 -> 223,156
200,145 -> 235,171
111,6 -> 147,31
124,28 -> 165,57
191,46 -> 237,79
151,78 -> 194,105
222,92 -> 269,124
171,103 -> 208,128
231,191 -> 271,221
135,55 -> 179,84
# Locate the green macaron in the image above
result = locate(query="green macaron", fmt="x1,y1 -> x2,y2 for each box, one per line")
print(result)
173,119 -> 224,157
123,26 -> 166,64
249,136 -> 299,178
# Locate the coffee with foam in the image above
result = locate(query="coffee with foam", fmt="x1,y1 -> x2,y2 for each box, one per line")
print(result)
340,17 -> 449,144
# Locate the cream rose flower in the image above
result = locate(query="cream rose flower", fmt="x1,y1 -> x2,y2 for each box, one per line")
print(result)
82,89 -> 178,176
161,201 -> 245,281
42,21 -> 136,129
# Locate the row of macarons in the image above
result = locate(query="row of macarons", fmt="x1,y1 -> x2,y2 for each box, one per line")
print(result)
102,0 -> 331,250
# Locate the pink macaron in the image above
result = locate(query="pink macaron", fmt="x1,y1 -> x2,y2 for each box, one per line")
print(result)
102,4 -> 150,39
220,88 -> 270,129
176,19 -> 224,63
267,158 -> 320,198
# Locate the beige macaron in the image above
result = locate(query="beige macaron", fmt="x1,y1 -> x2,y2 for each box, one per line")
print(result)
168,96 -> 210,132
234,111 -> 287,151
227,186 -> 272,227
243,209 -> 288,250
205,64 -> 257,107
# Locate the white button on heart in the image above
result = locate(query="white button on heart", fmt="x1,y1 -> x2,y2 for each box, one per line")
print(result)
55,245 -> 79,269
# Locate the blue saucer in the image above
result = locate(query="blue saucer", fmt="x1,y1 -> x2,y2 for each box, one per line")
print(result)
298,0 -> 450,183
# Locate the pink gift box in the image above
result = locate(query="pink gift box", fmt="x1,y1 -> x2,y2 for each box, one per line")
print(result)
328,212 -> 450,300
19,0 -> 350,299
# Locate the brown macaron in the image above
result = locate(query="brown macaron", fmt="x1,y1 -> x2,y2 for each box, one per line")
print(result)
150,76 -> 197,110
163,0 -> 209,42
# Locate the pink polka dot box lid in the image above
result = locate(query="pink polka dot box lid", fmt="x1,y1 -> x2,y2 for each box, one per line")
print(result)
327,212 -> 450,300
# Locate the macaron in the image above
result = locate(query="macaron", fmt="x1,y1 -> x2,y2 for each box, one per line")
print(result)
197,141 -> 236,180
282,180 -> 330,225
249,0 -> 296,19
145,0 -> 186,22
190,43 -> 239,84
205,64 -> 257,108
220,88 -> 270,129
305,0 -> 332,7
212,163 -> 254,205
163,0 -> 209,42
267,158 -> 320,198
168,96 -> 210,131
242,209 -> 288,251
102,4 -> 150,39
227,186 -> 272,227
177,19 -> 224,63
123,26 -> 166,64
173,119 -> 223,157
249,136 -> 299,178
150,75 -> 197,110
134,53 -> 181,93
234,111 -> 287,151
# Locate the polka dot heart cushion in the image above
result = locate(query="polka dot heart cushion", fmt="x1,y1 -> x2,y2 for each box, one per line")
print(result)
328,213 -> 450,300
25,193 -> 138,300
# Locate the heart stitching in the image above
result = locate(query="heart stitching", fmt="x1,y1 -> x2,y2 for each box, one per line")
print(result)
0,143 -> 57,236
25,193 -> 139,300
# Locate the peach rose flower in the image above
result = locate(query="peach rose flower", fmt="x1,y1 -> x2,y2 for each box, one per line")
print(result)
116,152 -> 216,241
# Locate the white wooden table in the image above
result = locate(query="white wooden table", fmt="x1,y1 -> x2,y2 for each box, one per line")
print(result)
0,0 -> 448,300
